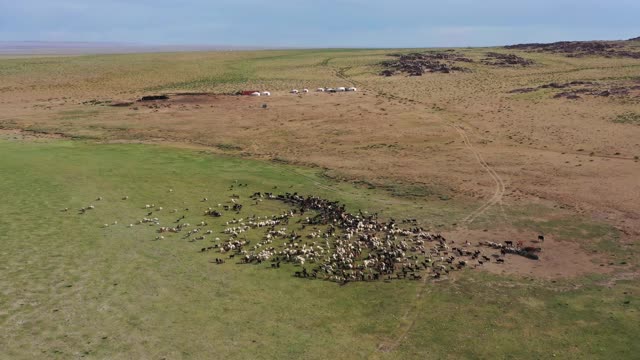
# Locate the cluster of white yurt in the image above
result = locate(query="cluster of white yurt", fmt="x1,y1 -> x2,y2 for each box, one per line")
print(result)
315,87 -> 357,93
290,86 -> 357,94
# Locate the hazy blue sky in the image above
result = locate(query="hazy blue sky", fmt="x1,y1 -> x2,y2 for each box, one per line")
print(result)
1,0 -> 639,47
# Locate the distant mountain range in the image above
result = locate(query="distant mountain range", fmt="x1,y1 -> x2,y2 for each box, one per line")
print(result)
0,41 -> 274,55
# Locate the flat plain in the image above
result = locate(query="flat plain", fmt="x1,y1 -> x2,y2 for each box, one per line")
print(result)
1,42 -> 639,359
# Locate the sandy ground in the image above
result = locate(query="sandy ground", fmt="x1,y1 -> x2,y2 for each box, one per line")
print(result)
447,228 -> 613,279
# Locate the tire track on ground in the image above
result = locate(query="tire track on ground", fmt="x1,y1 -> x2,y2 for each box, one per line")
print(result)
372,121 -> 506,356
451,123 -> 506,224
337,71 -> 508,356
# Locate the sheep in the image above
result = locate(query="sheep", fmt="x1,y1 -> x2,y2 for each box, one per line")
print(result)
347,87 -> 357,92
316,88 -> 325,92
96,197 -> 102,201
337,87 -> 346,92
250,92 -> 261,96
261,91 -> 271,96
290,89 -> 299,94
144,204 -> 151,209
168,189 -> 173,192
302,88 -> 309,93
122,196 -> 128,200
103,224 -> 109,228
157,207 -> 163,211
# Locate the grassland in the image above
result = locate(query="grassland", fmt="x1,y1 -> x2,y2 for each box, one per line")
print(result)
1,44 -> 639,359
0,139 -> 638,359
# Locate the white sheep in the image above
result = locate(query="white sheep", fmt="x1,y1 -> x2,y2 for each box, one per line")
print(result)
261,91 -> 271,96
290,89 -> 299,94
316,88 -> 325,92
302,88 -> 309,93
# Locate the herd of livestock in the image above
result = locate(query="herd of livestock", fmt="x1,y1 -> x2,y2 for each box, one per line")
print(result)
71,189 -> 542,284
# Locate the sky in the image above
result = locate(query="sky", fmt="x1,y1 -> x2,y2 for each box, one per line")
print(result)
1,0 -> 639,48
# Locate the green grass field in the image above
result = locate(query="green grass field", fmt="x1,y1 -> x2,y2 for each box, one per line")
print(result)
1,138 -> 638,359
